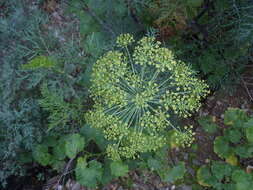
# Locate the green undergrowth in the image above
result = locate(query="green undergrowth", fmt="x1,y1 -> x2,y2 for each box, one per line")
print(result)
193,108 -> 253,190
23,33 -> 207,188
0,0 -> 253,189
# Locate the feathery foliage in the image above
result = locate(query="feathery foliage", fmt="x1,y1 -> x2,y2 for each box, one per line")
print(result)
38,83 -> 83,131
0,0 -> 89,186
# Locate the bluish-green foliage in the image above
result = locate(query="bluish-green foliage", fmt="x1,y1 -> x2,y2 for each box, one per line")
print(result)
0,1 -> 48,185
0,99 -> 44,186
0,0 -> 89,186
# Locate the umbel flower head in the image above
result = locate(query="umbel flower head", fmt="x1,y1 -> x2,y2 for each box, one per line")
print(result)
86,34 -> 209,160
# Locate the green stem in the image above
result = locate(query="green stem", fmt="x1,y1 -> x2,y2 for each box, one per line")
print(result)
125,46 -> 136,75
147,104 -> 180,132
104,105 -> 121,114
150,70 -> 160,83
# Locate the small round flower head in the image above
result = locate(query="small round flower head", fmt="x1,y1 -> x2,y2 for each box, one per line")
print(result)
106,145 -> 121,161
116,33 -> 135,47
86,34 -> 209,160
174,125 -> 195,148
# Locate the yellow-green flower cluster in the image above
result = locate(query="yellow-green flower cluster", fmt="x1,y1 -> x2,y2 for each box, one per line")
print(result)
86,106 -> 166,159
116,33 -> 135,47
162,63 -> 209,118
119,131 -> 166,159
133,37 -> 162,66
86,34 -> 209,160
140,109 -> 168,131
90,51 -> 128,107
174,126 -> 196,148
106,145 -> 121,161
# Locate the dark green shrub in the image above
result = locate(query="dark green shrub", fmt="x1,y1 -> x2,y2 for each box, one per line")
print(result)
168,0 -> 253,89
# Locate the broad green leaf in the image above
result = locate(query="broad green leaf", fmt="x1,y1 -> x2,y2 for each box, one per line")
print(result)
166,162 -> 186,183
198,115 -> 218,134
224,108 -> 248,128
227,129 -> 242,143
75,158 -> 103,188
110,161 -> 129,177
243,118 -> 253,129
232,170 -> 251,183
196,165 -> 212,187
147,157 -> 162,171
246,144 -> 253,157
157,167 -> 171,182
214,136 -> 232,158
192,184 -> 206,190
236,182 -> 252,190
80,124 -> 108,150
42,135 -> 58,147
65,134 -> 85,158
51,159 -> 65,172
222,183 -> 236,190
211,162 -> 232,180
246,125 -> 253,143
213,182 -> 223,190
101,159 -> 114,185
53,140 -> 66,160
232,170 -> 253,190
32,144 -> 52,166
234,145 -> 252,158
155,146 -> 169,158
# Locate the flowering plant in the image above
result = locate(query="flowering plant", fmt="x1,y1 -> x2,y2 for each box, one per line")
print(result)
86,34 -> 209,160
